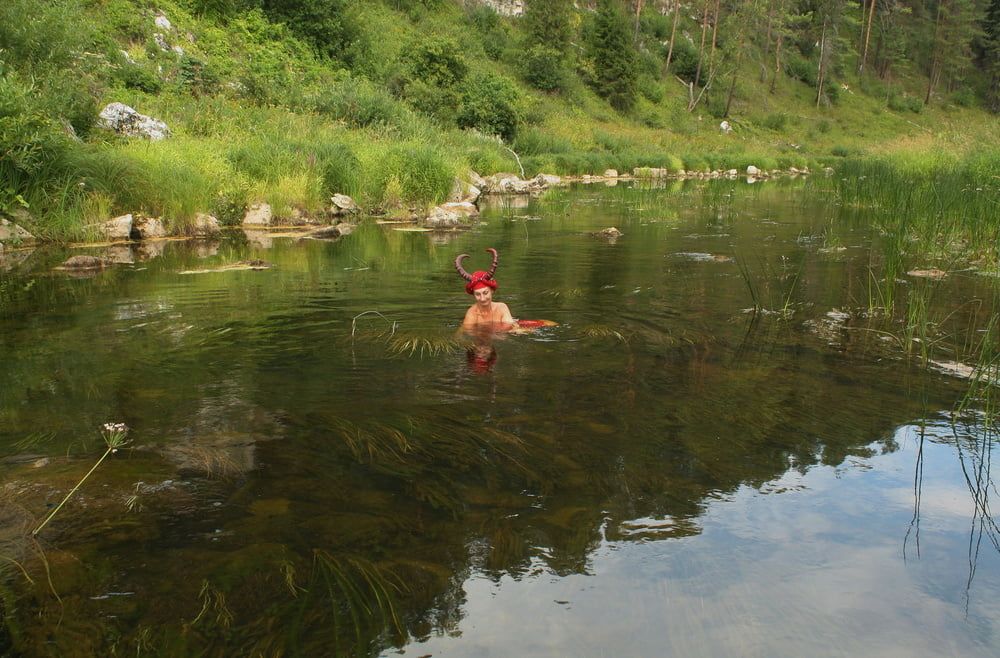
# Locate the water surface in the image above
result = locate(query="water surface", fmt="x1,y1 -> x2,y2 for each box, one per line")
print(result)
1,180 -> 998,656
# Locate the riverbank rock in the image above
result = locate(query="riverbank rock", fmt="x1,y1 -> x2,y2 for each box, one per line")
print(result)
133,216 -> 167,240
423,202 -> 480,228
449,177 -> 482,204
97,103 -> 171,141
192,213 -> 221,236
747,165 -> 760,176
634,167 -> 670,178
603,169 -> 619,178
330,194 -> 359,216
0,218 -> 35,244
533,173 -> 561,187
100,214 -> 133,241
243,203 -> 273,226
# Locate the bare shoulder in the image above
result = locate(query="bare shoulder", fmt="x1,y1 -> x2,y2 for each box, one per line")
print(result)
495,302 -> 514,322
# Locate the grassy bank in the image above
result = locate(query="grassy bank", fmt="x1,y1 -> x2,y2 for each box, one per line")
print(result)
1,0 -> 998,241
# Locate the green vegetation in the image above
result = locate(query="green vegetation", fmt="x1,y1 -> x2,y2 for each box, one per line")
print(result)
0,0 -> 998,240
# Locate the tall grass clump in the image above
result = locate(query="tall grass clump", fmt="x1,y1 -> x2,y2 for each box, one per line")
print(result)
831,149 -> 1000,265
367,143 -> 455,208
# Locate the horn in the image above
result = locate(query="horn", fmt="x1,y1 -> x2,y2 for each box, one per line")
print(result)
454,253 -> 473,281
486,247 -> 498,278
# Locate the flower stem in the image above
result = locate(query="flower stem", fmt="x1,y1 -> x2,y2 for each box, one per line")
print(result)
32,446 -> 115,536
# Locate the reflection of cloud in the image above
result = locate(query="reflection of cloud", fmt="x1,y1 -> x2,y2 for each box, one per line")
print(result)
395,438 -> 1000,658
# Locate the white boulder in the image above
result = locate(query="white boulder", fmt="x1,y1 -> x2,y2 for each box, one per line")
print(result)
243,203 -> 273,226
98,103 -> 171,141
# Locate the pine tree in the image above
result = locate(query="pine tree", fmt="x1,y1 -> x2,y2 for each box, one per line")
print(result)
589,0 -> 639,112
984,0 -> 1000,110
523,0 -> 574,51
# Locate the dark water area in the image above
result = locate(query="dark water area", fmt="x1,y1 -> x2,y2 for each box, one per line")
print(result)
1,181 -> 999,656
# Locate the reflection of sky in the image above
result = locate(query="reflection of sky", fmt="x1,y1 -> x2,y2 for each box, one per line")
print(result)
394,422 -> 1000,657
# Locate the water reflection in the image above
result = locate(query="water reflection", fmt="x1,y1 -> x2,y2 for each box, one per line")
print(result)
0,182 -> 998,654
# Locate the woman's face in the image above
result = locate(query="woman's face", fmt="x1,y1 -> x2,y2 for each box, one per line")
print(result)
473,286 -> 493,305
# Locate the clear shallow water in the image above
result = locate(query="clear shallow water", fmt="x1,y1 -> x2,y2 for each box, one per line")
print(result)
1,181 -> 998,656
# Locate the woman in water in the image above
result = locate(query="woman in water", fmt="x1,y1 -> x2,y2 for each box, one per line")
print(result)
456,248 -> 515,330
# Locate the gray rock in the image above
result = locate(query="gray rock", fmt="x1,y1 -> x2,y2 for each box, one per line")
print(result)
468,170 -> 487,190
330,194 -> 359,215
133,216 -> 167,240
533,173 -> 561,187
746,165 -> 760,176
439,201 -> 479,218
243,203 -> 272,226
193,213 -> 221,235
0,218 -> 35,244
603,169 -> 619,178
100,214 -> 133,241
98,102 -> 171,140
423,206 -> 462,228
595,227 -> 623,239
153,33 -> 170,52
154,15 -> 172,31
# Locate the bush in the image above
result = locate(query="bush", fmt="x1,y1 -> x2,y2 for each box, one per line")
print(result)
522,45 -> 565,92
762,113 -> 788,131
784,54 -> 816,87
261,0 -> 364,64
117,64 -> 163,94
830,145 -> 854,157
952,88 -> 977,107
456,73 -> 522,141
668,38 -> 699,83
404,36 -> 467,89
888,93 -> 923,114
315,75 -> 404,128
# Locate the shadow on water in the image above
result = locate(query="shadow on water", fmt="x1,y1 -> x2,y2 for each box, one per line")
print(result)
0,180 -> 999,654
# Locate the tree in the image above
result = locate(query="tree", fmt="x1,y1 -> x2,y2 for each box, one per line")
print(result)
923,0 -> 981,105
588,0 -> 639,112
260,0 -> 363,63
523,0 -> 574,51
522,0 -> 575,91
983,0 -> 1000,110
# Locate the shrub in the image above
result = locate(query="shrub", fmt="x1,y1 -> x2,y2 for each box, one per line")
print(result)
784,54 -> 816,87
888,93 -> 923,114
315,75 -> 404,128
261,0 -> 364,64
456,73 -> 522,141
117,64 -> 163,94
668,38 -> 700,83
762,113 -> 788,131
952,88 -> 977,107
522,45 -> 565,92
830,145 -> 853,157
404,37 -> 467,89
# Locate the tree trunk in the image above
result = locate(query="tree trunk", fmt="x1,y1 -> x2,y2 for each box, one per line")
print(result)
816,18 -> 828,107
761,0 -> 775,81
859,0 -> 877,74
693,1 -> 711,89
665,0 -> 680,72
770,33 -> 782,94
634,0 -> 644,42
925,0 -> 945,105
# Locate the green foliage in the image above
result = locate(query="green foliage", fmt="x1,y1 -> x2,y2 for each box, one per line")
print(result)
668,35 -> 699,82
404,36 -> 467,89
116,63 -> 163,94
314,74 -> 405,128
888,92 -> 923,114
514,128 -> 573,156
762,113 -> 788,131
465,5 -> 509,60
523,0 -> 574,52
522,46 -> 565,92
374,143 -> 454,207
260,0 -> 364,64
0,0 -> 94,69
587,0 -> 639,113
456,73 -> 522,141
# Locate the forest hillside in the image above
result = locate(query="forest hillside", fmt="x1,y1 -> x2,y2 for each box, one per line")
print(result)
1,0 -> 998,239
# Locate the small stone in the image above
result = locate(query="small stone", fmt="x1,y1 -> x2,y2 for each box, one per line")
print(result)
154,15 -> 172,31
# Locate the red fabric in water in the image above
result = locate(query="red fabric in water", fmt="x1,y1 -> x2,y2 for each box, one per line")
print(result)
515,320 -> 555,329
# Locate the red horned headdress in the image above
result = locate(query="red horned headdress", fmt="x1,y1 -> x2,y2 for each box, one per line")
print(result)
455,248 -> 499,295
